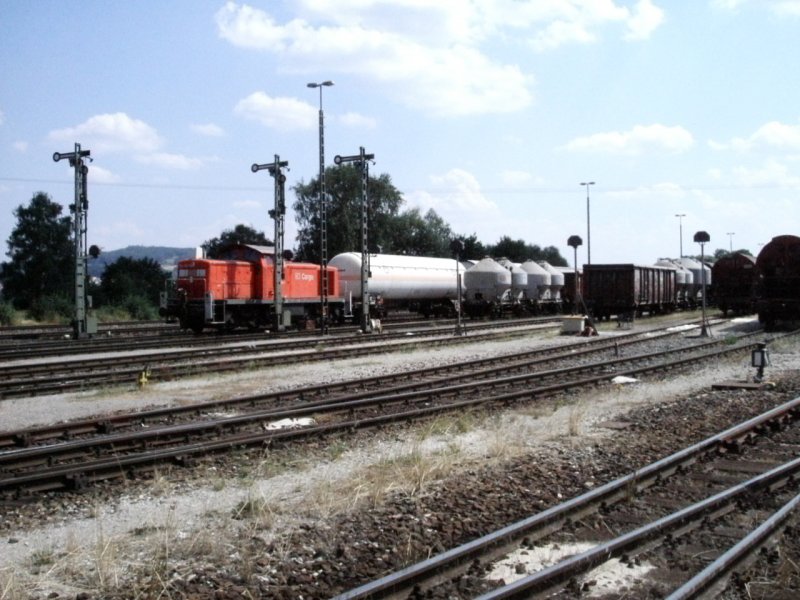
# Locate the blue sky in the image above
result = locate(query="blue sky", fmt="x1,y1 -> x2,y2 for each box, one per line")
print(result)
1,0 -> 799,265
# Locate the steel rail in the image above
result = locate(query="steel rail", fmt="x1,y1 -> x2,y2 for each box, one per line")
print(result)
477,457 -> 800,599
0,329 -> 755,458
331,395 -> 800,600
0,338 -> 773,497
0,326 -> 679,448
0,321 -> 561,399
666,491 -> 800,599
0,337 -> 729,472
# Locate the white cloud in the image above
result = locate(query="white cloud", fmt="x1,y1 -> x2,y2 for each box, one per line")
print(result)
48,113 -> 163,154
215,2 -> 667,116
233,199 -> 261,209
191,123 -> 225,137
0,109 -> 4,126
216,2 -> 532,117
234,91 -> 316,131
12,141 -> 28,153
625,0 -> 665,40
710,121 -> 800,152
563,124 -> 694,155
88,165 -> 121,183
339,112 -> 377,129
773,1 -> 800,16
731,159 -> 800,187
134,153 -> 212,170
499,170 -> 535,186
406,168 -> 499,231
712,0 -> 800,16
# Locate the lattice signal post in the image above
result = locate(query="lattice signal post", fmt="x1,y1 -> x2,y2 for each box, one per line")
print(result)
53,143 -> 98,339
252,156 -> 289,332
334,147 -> 375,334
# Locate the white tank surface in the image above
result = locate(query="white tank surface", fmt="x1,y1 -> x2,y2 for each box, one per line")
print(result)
538,261 -> 564,300
497,258 -> 528,300
655,258 -> 693,287
329,253 -> 461,300
463,257 -> 512,301
677,257 -> 710,288
520,260 -> 551,300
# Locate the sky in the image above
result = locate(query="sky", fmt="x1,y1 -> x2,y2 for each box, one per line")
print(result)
1,0 -> 800,266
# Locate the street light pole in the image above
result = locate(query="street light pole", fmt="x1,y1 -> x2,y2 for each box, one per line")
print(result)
727,232 -> 735,253
694,231 -> 711,337
675,213 -> 686,258
567,235 -> 583,315
580,182 -> 595,264
307,80 -> 334,334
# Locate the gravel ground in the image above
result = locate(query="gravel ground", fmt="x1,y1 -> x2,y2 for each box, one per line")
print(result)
1,317 -> 798,599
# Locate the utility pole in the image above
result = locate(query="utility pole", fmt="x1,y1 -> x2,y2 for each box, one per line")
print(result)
252,156 -> 289,332
334,147 -> 375,333
307,81 -> 334,334
53,143 -> 97,339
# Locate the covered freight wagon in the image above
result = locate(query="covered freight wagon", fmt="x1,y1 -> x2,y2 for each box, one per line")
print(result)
583,264 -> 677,321
755,234 -> 800,329
711,252 -> 757,316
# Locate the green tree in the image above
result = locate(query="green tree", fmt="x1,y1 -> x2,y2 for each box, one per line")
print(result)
454,233 -> 487,261
0,192 -> 74,309
384,208 -> 454,256
97,256 -> 168,307
487,236 -> 567,266
292,165 -> 404,261
202,224 -> 272,258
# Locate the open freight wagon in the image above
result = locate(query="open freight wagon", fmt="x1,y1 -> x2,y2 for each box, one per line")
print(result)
583,263 -> 677,321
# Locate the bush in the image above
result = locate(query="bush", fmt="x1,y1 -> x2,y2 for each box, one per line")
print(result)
0,301 -> 17,326
122,295 -> 159,321
28,294 -> 72,323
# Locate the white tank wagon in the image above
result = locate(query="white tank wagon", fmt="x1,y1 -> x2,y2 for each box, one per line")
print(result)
462,257 -> 512,318
656,258 -> 693,307
676,257 -> 710,307
519,259 -> 562,314
538,261 -> 565,309
497,258 -> 529,303
328,252 -> 464,318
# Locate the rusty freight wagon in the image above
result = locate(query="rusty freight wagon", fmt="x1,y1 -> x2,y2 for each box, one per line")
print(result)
711,252 -> 757,316
583,263 -> 677,321
756,234 -> 800,329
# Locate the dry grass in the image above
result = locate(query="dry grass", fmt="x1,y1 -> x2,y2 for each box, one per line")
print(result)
568,401 -> 587,436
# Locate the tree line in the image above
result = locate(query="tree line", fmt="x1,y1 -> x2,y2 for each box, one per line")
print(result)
1,167 -> 568,324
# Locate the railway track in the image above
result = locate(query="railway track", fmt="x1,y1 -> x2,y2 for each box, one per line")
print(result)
0,320 -> 175,341
0,314 -> 453,361
0,319 -> 739,449
0,317 -> 562,399
0,324 -> 779,499
334,395 -> 800,599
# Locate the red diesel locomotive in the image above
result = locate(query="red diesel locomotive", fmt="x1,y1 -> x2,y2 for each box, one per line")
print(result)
162,244 -> 344,332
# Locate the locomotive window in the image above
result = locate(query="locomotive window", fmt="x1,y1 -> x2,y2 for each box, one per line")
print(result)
194,269 -> 206,277
178,269 -> 190,277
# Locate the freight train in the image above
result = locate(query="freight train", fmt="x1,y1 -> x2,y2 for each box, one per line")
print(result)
161,234 -> 800,333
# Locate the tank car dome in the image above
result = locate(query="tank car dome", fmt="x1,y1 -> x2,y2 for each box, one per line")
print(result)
463,257 -> 512,301
655,258 -> 689,286
497,259 -> 528,296
537,261 -> 564,300
520,260 -> 551,299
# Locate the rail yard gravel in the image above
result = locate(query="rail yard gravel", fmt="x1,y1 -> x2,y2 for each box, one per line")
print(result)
1,317 -> 799,599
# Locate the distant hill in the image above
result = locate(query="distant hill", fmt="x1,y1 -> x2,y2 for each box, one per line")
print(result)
88,245 -> 196,277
